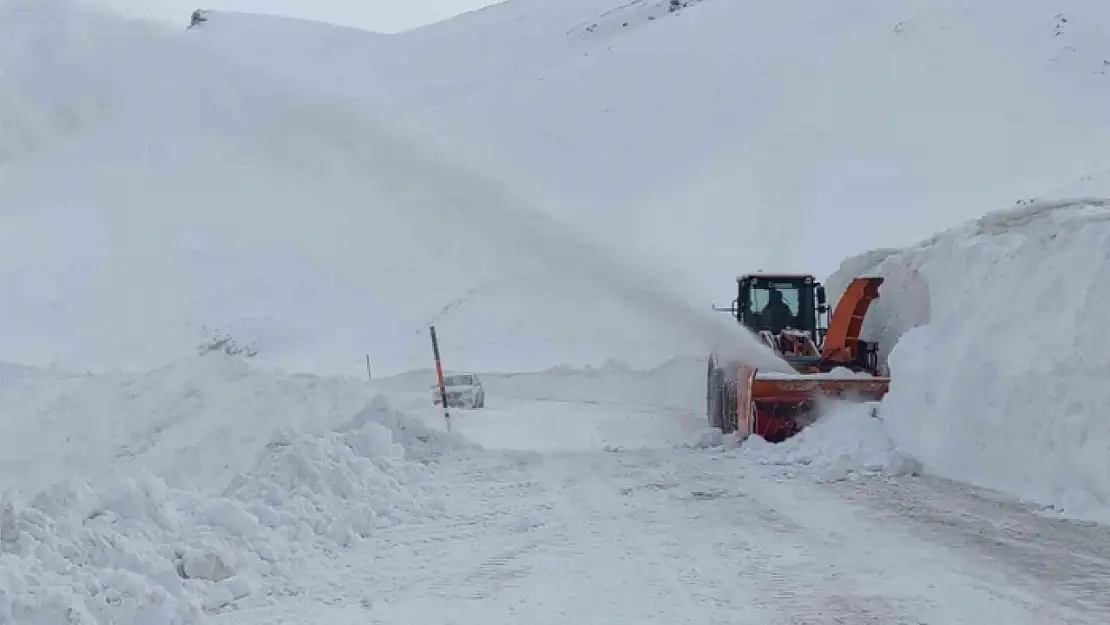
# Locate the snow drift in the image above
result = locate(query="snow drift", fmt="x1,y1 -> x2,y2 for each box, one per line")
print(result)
0,357 -> 468,624
828,199 -> 1110,522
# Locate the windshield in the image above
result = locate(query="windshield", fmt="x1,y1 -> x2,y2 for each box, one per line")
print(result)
748,281 -> 800,316
746,278 -> 810,334
443,375 -> 473,386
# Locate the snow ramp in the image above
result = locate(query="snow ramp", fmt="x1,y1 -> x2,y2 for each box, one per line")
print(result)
827,198 -> 1110,522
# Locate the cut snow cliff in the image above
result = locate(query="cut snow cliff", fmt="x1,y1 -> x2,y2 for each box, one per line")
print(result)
828,199 -> 1110,523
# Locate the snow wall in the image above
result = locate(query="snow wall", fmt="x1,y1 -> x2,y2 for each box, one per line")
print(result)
826,198 -> 1110,521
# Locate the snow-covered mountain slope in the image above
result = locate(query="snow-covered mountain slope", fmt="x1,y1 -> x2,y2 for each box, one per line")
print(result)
88,0 -> 502,34
190,0 -> 1110,286
0,0 -> 785,377
827,198 -> 1110,523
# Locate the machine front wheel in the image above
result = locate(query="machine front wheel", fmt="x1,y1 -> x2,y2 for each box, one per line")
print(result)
706,360 -> 726,431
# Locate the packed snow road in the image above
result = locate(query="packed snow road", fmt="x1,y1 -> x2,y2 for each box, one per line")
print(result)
217,398 -> 1108,625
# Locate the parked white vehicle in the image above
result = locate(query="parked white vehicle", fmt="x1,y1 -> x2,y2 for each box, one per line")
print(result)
432,373 -> 486,409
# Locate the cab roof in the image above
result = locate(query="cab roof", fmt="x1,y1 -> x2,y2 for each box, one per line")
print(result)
737,273 -> 816,282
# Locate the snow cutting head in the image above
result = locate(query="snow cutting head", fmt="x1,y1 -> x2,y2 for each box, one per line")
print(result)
706,275 -> 891,442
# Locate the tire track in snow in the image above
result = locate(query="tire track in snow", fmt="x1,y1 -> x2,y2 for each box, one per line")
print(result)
343,449 -> 565,608
629,453 -> 925,625
813,470 -> 1110,620
428,535 -> 546,600
214,437 -> 1110,624
719,453 -> 1106,625
492,449 -> 927,625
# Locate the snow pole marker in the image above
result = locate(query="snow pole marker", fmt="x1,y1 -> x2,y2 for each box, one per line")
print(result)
365,354 -> 372,380
429,325 -> 451,432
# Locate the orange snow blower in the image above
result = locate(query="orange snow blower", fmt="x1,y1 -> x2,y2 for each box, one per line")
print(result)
707,274 -> 890,442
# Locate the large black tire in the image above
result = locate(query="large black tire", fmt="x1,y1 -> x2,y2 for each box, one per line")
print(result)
706,353 -> 718,422
718,382 -> 734,434
706,359 -> 726,431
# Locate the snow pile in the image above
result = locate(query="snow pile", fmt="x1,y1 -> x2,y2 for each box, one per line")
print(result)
741,402 -> 921,481
218,400 -> 457,547
684,427 -> 746,452
334,396 -> 479,461
0,394 -> 458,624
827,199 -> 1110,521
0,356 -> 392,496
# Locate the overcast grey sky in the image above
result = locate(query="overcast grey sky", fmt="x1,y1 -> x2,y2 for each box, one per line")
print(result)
89,0 -> 505,33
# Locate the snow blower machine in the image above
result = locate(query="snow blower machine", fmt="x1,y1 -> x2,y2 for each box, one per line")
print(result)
706,273 -> 890,442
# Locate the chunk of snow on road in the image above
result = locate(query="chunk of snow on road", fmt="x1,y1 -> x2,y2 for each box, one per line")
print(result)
689,427 -> 723,449
742,401 -> 921,481
828,198 -> 1110,523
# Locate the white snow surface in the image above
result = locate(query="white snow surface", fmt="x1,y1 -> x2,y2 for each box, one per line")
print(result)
0,351 -> 714,624
190,0 -> 1110,287
0,0 -> 787,378
741,401 -> 923,483
0,355 -> 469,625
5,0 -> 1110,621
828,199 -> 1110,523
5,354 -> 1110,625
377,356 -> 709,412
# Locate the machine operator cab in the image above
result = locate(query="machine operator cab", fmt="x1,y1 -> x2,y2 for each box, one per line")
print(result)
732,274 -> 829,343
712,272 -> 884,375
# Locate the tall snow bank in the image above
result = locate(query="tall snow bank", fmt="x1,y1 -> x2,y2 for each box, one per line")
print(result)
826,199 -> 1110,522
0,356 -> 390,496
0,396 -> 464,624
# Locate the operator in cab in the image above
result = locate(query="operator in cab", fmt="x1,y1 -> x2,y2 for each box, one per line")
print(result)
761,287 -> 794,334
